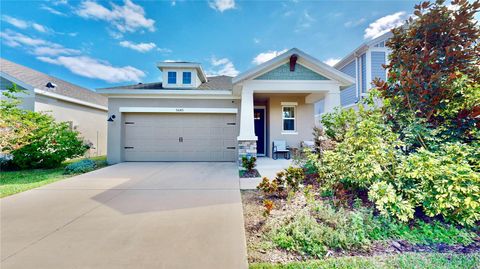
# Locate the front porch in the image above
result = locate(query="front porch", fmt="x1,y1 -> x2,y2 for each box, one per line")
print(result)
233,48 -> 355,164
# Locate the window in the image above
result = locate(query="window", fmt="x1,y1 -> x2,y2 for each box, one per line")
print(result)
282,106 -> 296,131
182,72 -> 192,84
167,72 -> 177,84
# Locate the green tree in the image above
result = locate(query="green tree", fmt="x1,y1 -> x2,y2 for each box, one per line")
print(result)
374,0 -> 480,147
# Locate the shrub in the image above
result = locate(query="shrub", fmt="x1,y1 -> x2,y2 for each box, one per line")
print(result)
263,199 -> 275,216
1,85 -> 88,169
242,156 -> 257,171
64,159 -> 97,174
257,167 -> 305,197
317,95 -> 401,192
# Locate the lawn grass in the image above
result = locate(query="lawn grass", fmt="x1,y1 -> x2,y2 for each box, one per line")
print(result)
0,156 -> 107,198
249,252 -> 480,269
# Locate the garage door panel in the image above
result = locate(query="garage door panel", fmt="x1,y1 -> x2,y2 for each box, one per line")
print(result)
123,113 -> 237,162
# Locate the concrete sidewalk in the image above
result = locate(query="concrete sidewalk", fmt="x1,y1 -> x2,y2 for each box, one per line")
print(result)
1,162 -> 248,269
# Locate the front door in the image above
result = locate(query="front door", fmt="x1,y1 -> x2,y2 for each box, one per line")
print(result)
254,108 -> 266,156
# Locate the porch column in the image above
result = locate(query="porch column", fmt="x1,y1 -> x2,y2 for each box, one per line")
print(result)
237,87 -> 257,164
323,91 -> 341,114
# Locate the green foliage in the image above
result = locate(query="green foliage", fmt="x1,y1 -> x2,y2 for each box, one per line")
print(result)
375,0 -> 480,144
265,193 -> 477,258
320,107 -> 356,142
242,156 -> 257,171
267,198 -> 373,258
368,218 -> 476,246
317,94 -> 401,191
249,253 -> 480,269
257,167 -> 305,196
1,84 -> 88,169
369,143 -> 480,226
64,159 -> 97,174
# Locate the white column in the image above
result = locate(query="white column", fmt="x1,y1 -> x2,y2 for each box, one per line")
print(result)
323,91 -> 341,114
237,87 -> 257,141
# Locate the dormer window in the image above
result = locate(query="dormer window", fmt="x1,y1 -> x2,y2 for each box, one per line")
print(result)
167,72 -> 177,84
182,72 -> 192,84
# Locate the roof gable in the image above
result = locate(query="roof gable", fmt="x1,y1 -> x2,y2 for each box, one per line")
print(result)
233,48 -> 354,86
254,63 -> 329,81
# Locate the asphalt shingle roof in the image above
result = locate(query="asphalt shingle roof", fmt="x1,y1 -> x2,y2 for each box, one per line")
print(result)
98,75 -> 233,91
0,58 -> 107,107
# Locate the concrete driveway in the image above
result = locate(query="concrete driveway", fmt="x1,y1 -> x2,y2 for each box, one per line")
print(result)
1,162 -> 248,269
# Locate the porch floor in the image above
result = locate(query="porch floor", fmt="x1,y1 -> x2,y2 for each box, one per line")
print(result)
239,157 -> 293,190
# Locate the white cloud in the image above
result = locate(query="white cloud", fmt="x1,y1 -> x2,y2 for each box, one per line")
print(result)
40,5 -> 67,16
2,15 -> 51,33
209,0 -> 235,12
252,49 -> 288,65
253,38 -> 260,44
2,15 -> 28,29
0,30 -> 48,48
344,17 -> 366,28
37,56 -> 145,83
119,40 -> 156,52
1,30 -> 80,57
2,29 -> 143,83
324,58 -> 341,66
207,57 -> 239,77
76,0 -> 155,33
364,11 -> 406,39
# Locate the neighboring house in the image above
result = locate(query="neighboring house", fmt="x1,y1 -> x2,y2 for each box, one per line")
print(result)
97,48 -> 354,164
315,32 -> 391,120
0,58 -> 108,157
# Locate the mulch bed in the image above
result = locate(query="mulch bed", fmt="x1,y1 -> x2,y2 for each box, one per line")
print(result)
241,190 -> 480,264
240,169 -> 261,178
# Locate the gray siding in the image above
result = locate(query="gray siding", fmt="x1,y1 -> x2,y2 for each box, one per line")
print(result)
255,63 -> 328,80
339,60 -> 357,106
0,77 -> 35,110
371,51 -> 386,81
361,53 -> 367,93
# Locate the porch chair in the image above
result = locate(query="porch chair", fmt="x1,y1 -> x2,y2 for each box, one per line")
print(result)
272,140 -> 290,160
301,140 -> 317,153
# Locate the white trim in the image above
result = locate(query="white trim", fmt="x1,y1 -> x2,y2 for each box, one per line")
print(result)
1,72 -> 35,91
281,102 -> 298,106
334,32 -> 393,70
281,132 -> 298,135
1,72 -> 107,111
119,107 -> 238,114
34,89 -> 107,111
366,50 -> 372,91
157,62 -> 207,82
233,48 -> 355,86
343,103 -> 358,109
281,105 -> 296,132
106,95 -> 240,100
97,89 -> 234,96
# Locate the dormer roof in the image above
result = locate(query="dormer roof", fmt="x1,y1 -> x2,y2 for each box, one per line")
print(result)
156,62 -> 208,82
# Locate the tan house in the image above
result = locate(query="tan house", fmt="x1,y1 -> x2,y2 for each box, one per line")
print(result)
98,48 -> 354,164
0,58 -> 108,157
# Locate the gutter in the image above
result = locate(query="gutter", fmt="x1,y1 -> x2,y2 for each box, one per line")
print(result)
34,89 -> 108,111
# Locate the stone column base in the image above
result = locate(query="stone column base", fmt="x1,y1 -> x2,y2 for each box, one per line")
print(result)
238,140 -> 257,165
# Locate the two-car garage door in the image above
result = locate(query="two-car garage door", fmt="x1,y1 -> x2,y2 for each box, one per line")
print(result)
123,113 -> 237,162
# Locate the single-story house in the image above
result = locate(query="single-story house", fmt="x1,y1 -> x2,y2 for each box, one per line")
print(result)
0,58 -> 108,157
98,48 -> 355,164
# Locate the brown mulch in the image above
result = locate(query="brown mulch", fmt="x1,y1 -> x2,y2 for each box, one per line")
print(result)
240,169 -> 261,178
241,190 -> 480,264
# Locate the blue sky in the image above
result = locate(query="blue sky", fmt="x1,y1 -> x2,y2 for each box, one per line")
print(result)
1,0 -> 422,89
